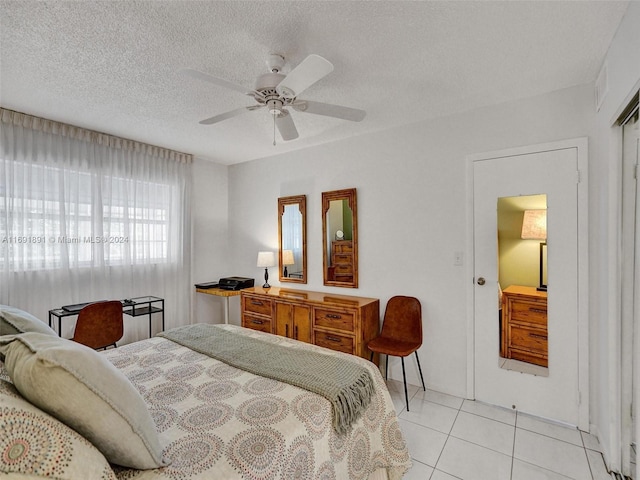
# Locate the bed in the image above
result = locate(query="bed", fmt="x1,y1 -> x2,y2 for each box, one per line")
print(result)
0,306 -> 411,480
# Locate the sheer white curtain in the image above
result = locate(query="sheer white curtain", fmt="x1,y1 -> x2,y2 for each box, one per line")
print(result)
0,109 -> 192,343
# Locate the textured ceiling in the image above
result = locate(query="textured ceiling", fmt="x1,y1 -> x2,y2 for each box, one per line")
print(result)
0,1 -> 629,165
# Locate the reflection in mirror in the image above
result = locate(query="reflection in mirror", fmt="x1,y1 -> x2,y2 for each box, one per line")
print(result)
497,194 -> 549,377
322,188 -> 357,288
278,195 -> 306,284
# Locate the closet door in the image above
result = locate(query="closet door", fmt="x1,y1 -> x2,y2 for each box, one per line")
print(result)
471,139 -> 587,429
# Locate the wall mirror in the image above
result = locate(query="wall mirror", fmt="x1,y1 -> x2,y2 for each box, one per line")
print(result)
497,194 -> 548,377
278,195 -> 307,284
322,188 -> 358,288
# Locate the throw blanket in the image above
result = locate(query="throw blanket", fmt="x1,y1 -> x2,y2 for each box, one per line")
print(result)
158,324 -> 374,434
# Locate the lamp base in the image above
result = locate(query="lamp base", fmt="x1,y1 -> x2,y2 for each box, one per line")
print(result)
263,268 -> 271,289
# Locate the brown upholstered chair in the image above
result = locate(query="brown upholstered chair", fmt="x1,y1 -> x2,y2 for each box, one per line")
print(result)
72,301 -> 123,350
368,296 -> 425,411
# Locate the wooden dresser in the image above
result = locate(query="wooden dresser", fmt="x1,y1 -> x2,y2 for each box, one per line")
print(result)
330,241 -> 354,283
241,287 -> 379,363
502,285 -> 548,367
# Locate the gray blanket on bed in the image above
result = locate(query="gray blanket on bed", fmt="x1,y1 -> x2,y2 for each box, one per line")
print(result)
158,324 -> 374,434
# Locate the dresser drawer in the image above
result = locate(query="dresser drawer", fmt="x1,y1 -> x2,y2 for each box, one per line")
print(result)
333,242 -> 353,254
333,263 -> 353,275
509,324 -> 547,354
243,296 -> 273,316
242,314 -> 272,333
314,308 -> 355,332
314,331 -> 354,354
508,300 -> 547,326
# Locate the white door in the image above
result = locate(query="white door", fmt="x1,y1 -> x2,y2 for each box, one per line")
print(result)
471,140 -> 587,428
621,104 -> 639,478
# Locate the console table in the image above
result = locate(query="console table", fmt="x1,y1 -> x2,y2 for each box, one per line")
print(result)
48,296 -> 164,338
195,287 -> 246,324
241,287 -> 380,364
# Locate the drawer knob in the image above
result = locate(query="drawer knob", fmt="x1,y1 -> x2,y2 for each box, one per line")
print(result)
529,308 -> 546,314
251,301 -> 264,306
325,335 -> 342,343
326,314 -> 342,319
251,319 -> 264,325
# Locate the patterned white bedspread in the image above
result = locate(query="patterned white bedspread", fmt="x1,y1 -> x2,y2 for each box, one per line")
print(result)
103,325 -> 411,480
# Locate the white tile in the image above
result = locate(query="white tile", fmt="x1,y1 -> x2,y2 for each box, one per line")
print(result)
398,418 -> 448,467
436,436 -> 512,480
460,399 -> 516,425
450,411 -> 515,456
501,358 -> 549,377
514,428 -> 591,479
400,398 -> 459,434
430,470 -> 462,480
412,388 -> 464,410
511,459 -> 575,479
586,449 -> 610,480
581,430 -> 602,452
386,379 -> 420,413
517,413 -> 582,446
401,459 -> 434,479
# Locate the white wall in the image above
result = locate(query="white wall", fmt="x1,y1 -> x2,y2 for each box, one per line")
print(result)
589,2 -> 640,472
226,83 -> 593,397
191,157 -> 231,325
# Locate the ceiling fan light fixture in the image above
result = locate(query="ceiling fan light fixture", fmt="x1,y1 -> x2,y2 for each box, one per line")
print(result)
266,99 -> 284,116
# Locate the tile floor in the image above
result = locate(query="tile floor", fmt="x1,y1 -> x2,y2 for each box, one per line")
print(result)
385,379 -> 612,480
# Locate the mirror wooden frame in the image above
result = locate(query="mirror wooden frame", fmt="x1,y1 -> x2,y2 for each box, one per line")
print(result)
278,195 -> 307,284
322,188 -> 358,288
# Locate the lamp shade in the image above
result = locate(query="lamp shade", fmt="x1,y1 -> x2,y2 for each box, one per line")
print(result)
282,250 -> 295,266
257,251 -> 276,268
521,209 -> 547,240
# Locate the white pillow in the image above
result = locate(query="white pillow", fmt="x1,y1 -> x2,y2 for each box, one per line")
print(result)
0,332 -> 167,469
0,304 -> 57,336
0,378 -> 118,479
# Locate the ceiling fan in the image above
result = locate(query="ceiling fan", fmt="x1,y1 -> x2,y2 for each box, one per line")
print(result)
182,54 -> 366,143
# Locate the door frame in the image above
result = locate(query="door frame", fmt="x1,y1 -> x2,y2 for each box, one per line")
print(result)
465,137 -> 589,430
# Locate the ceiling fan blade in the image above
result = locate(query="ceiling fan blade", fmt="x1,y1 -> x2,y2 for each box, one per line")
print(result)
199,105 -> 263,125
276,54 -> 333,99
181,68 -> 264,98
275,111 -> 299,141
292,100 -> 366,122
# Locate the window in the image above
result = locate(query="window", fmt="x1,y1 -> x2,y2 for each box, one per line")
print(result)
1,160 -> 177,271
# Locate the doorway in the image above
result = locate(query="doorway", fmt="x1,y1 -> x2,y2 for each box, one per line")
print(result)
467,138 -> 589,430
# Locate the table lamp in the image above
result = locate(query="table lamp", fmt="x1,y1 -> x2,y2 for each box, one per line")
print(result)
257,251 -> 275,288
282,250 -> 294,277
521,209 -> 547,291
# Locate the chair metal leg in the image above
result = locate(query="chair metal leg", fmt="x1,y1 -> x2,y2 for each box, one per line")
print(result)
385,354 -> 389,381
415,351 -> 426,391
401,357 -> 409,412
370,351 -> 374,362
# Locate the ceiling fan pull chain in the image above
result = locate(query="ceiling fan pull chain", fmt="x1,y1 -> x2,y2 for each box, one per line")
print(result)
273,111 -> 277,146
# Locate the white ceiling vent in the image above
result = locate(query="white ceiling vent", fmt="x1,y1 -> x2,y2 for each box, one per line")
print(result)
595,62 -> 608,112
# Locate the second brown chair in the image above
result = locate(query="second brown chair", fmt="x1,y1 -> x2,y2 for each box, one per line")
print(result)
72,300 -> 124,350
368,295 -> 426,412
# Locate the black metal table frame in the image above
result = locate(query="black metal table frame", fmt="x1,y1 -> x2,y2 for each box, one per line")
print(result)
48,296 -> 165,339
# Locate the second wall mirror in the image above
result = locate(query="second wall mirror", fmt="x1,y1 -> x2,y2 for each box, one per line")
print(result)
322,188 -> 358,288
278,195 -> 307,284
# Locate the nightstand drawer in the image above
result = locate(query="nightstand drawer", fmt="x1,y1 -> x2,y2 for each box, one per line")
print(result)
509,300 -> 547,326
314,331 -> 354,354
314,308 -> 355,332
242,314 -> 271,333
509,324 -> 547,354
243,296 -> 273,316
